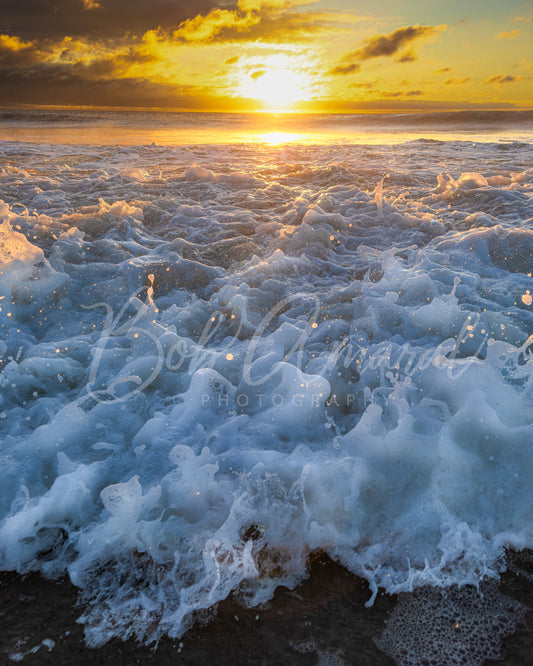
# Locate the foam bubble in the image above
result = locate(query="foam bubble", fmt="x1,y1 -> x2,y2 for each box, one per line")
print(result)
377,582 -> 527,666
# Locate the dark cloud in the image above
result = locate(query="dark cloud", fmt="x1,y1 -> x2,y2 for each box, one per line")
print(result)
71,49 -> 156,79
381,89 -> 422,97
485,74 -> 523,85
396,49 -> 417,63
348,81 -> 374,88
351,25 -> 444,60
330,62 -> 361,75
0,0 -> 226,38
0,34 -> 156,78
0,1 -> 338,44
0,68 -> 171,107
0,62 -> 256,109
0,35 -> 166,107
0,35 -> 47,67
225,54 -> 241,65
443,77 -> 469,85
330,24 -> 445,76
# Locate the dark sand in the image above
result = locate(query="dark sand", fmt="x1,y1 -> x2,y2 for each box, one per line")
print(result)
1,555 -> 531,665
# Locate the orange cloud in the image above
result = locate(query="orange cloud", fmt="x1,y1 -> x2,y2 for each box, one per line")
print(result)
443,77 -> 470,85
396,48 -> 417,63
381,89 -> 422,97
173,9 -> 258,43
330,62 -> 361,75
485,74 -> 524,86
0,33 -> 47,65
82,0 -> 101,9
496,29 -> 520,39
0,31 -> 157,80
1,0 -> 228,39
238,0 -> 314,9
171,0 -> 346,44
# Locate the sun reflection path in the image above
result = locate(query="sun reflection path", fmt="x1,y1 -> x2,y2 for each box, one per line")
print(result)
258,131 -> 304,145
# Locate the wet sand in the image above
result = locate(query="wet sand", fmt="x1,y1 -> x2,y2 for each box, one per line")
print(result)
1,555 -> 532,665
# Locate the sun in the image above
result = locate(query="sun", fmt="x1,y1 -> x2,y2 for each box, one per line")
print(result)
236,55 -> 314,111
250,68 -> 306,110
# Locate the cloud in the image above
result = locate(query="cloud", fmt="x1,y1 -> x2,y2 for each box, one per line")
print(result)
0,32 -> 154,73
0,35 -> 53,71
381,89 -> 422,98
0,0 -> 357,111
437,66 -> 451,73
351,24 -> 445,60
330,62 -> 361,75
0,31 -> 167,105
330,24 -> 446,74
443,77 -> 470,85
0,0 -> 340,107
0,33 -> 51,67
511,15 -> 533,22
237,0 -> 309,9
0,0 -> 227,39
172,7 -> 259,43
171,1 -> 346,44
396,49 -> 417,63
82,0 -> 102,9
250,69 -> 265,79
0,31 -> 258,109
496,29 -> 520,39
0,65 -> 252,109
484,74 -> 524,86
348,81 -> 374,89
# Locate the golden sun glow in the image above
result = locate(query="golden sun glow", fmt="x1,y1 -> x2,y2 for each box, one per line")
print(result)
236,55 -> 315,110
259,131 -> 303,144
250,69 -> 305,109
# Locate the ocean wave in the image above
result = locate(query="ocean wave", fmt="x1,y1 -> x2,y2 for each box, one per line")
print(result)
0,138 -> 532,647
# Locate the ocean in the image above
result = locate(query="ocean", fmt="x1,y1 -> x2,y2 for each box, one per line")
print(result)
0,109 -> 532,664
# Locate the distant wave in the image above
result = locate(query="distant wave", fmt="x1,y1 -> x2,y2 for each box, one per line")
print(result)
1,108 -> 532,131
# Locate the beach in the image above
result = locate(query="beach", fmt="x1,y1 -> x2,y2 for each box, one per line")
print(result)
1,552 -> 532,664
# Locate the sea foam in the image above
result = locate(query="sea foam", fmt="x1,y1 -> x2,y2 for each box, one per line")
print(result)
0,138 -> 532,646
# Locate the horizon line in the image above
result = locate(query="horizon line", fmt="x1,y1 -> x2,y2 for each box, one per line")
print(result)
1,104 -> 533,115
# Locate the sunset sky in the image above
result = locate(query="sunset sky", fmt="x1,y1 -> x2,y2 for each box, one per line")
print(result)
1,0 -> 532,111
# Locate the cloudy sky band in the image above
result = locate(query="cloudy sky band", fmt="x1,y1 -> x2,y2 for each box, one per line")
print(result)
0,0 -> 531,110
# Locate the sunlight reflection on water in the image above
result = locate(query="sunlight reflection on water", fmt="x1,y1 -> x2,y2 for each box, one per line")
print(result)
0,110 -> 532,145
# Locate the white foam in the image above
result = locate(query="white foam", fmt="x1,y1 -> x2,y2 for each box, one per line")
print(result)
0,137 -> 532,646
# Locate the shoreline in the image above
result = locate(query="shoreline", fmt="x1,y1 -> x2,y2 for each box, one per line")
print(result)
1,555 -> 532,665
